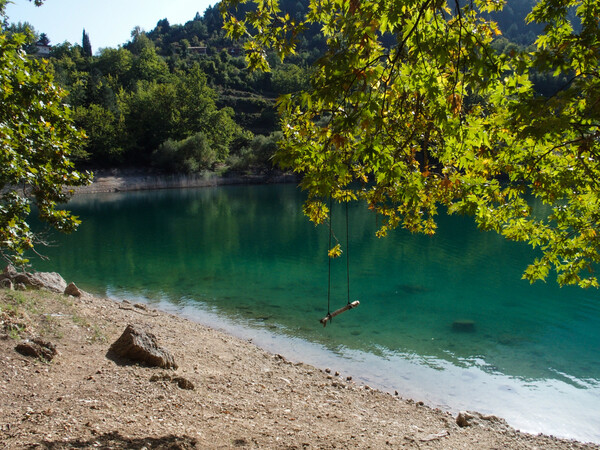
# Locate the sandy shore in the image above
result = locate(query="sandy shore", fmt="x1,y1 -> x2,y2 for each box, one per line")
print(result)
1,286 -> 597,449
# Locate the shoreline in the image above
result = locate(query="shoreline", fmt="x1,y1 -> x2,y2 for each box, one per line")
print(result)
71,169 -> 298,195
1,284 -> 598,448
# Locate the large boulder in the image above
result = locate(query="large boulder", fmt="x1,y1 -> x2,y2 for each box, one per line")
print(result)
108,324 -> 177,369
12,273 -> 38,288
2,264 -> 17,279
29,272 -> 68,293
0,266 -> 67,293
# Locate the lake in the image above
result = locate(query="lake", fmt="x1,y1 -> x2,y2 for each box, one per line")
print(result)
31,184 -> 600,443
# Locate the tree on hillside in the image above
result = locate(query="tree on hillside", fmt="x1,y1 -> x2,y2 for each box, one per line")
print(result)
37,31 -> 49,45
127,27 -> 155,55
82,28 -> 92,57
6,21 -> 39,53
0,0 -> 91,265
117,63 -> 243,168
222,0 -> 600,288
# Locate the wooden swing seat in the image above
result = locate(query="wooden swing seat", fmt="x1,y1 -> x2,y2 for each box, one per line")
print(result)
320,300 -> 360,327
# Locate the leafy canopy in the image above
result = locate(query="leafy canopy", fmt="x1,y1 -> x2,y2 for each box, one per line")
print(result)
0,0 -> 91,265
222,0 -> 600,288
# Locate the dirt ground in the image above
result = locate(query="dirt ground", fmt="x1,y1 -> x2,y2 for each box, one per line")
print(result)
0,287 -> 598,449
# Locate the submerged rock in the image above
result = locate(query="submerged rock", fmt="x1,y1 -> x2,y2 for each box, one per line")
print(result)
452,320 -> 476,332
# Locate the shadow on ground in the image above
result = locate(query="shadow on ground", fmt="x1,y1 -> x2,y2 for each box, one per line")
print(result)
38,432 -> 200,449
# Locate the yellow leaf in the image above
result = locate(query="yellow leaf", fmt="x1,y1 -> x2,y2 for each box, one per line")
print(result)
328,244 -> 342,258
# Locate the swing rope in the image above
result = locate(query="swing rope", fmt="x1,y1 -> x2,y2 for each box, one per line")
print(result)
327,196 -> 333,318
345,200 -> 350,306
321,197 -> 360,327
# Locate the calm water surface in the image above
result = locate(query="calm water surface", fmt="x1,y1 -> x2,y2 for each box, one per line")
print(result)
31,184 -> 600,443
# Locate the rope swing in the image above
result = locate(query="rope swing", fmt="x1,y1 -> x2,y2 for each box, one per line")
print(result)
320,199 -> 360,327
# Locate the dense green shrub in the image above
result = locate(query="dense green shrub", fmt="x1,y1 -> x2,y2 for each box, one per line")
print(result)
152,132 -> 217,173
227,132 -> 281,174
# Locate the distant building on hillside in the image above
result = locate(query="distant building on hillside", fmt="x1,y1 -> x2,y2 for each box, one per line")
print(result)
35,43 -> 52,56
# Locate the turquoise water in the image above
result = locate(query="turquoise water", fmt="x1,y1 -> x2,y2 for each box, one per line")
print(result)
31,184 -> 600,443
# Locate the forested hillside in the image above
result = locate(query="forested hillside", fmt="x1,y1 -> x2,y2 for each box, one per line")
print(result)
14,0 -> 568,174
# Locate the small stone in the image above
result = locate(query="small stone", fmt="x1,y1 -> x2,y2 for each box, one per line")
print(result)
346,376 -> 353,381
150,373 -> 194,390
15,338 -> 58,361
150,373 -> 172,383
173,376 -> 195,390
335,371 -> 340,376
456,411 -> 475,427
325,368 -> 331,373
64,282 -> 82,297
0,279 -> 13,290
